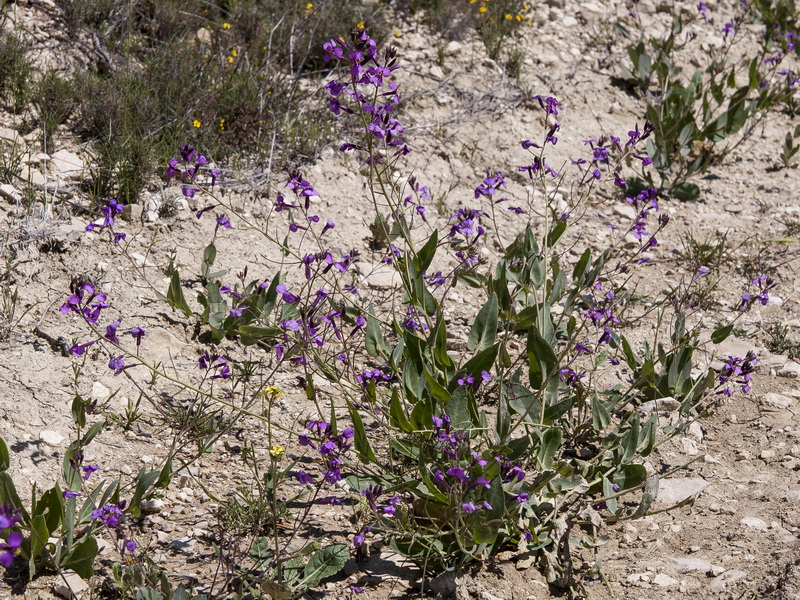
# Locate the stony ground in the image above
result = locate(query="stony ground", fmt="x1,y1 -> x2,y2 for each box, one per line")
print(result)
4,0 -> 800,599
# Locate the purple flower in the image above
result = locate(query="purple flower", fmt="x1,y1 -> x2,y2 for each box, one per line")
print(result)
62,490 -> 81,499
105,317 -> 122,344
516,492 -> 530,503
461,502 -> 478,514
0,530 -> 21,568
130,326 -> 146,347
82,465 -> 99,480
457,374 -> 475,387
296,470 -> 314,484
353,526 -> 371,549
123,539 -> 137,553
108,355 -> 131,376
182,186 -> 196,198
91,504 -> 123,528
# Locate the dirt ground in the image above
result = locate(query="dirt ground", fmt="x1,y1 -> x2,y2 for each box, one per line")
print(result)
4,1 -> 800,599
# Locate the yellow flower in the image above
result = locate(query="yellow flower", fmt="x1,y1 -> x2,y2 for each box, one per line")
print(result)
227,56 -> 234,63
479,5 -> 487,12
263,385 -> 282,398
269,445 -> 285,458
222,22 -> 231,29
505,13 -> 512,19
394,30 -> 402,37
192,119 -> 201,128
523,3 -> 529,8
356,21 -> 365,30
219,118 -> 225,130
231,49 -> 238,57
516,14 -> 522,21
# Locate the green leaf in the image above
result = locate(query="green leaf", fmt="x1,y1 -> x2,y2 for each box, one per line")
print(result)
0,438 -> 8,472
156,455 -> 172,489
571,249 -> 591,284
621,413 -> 640,464
546,219 -> 567,248
613,463 -> 648,491
468,293 -> 498,352
61,535 -> 98,579
28,514 -> 50,566
389,389 -> 413,433
166,270 -> 192,317
591,395 -> 611,431
348,406 -> 377,464
200,243 -> 217,279
526,326 -> 558,390
365,307 -> 388,358
413,229 -> 439,274
711,323 -> 734,344
537,428 -> 561,469
129,469 -> 161,518
300,544 -> 349,588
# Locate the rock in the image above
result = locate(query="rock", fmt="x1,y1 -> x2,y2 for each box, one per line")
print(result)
39,430 -> 64,447
48,149 -> 87,180
142,328 -> 187,363
613,203 -> 637,220
712,335 -> 758,361
122,203 -> 143,223
429,64 -> 444,79
656,478 -> 709,505
768,295 -> 784,306
196,27 -> 212,44
762,393 -> 794,409
0,127 -> 21,143
665,557 -> 712,574
141,499 -> 165,514
653,573 -> 679,587
444,40 -> 463,56
91,381 -> 111,401
709,569 -> 746,591
562,16 -> 578,26
168,536 -> 196,551
741,517 -> 768,530
357,263 -> 402,289
0,183 -> 21,202
760,449 -> 776,460
130,252 -> 156,268
53,571 -> 89,599
760,354 -> 788,369
784,490 -> 800,502
779,362 -> 800,378
709,565 -> 725,577
639,397 -> 680,415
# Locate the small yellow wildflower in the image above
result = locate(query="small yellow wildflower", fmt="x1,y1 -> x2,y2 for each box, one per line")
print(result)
516,14 -> 522,21
192,119 -> 201,128
523,3 -> 529,8
470,0 -> 476,3
505,13 -> 512,19
394,30 -> 402,38
305,2 -> 313,11
356,21 -> 365,30
269,445 -> 285,458
222,22 -> 231,29
231,49 -> 238,57
219,118 -> 225,130
263,385 -> 283,398
227,56 -> 234,63
479,5 -> 487,13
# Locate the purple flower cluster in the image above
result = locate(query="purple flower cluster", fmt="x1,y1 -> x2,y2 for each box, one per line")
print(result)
402,175 -> 429,223
324,29 -> 408,162
85,198 -> 126,243
167,144 -> 220,196
0,504 -> 21,568
738,275 -> 776,311
299,420 -> 353,483
716,352 -> 757,396
198,351 -> 231,380
91,502 -> 125,528
449,208 -> 486,241
60,278 -> 146,371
